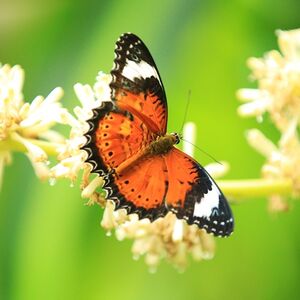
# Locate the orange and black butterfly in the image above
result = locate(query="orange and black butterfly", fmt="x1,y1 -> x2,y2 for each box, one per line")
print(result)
82,33 -> 234,237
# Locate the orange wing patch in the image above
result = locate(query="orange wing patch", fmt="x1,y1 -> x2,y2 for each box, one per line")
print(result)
114,88 -> 167,135
105,155 -> 168,220
96,111 -> 153,172
164,148 -> 198,210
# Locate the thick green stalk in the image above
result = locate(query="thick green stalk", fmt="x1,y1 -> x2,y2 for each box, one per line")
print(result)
217,178 -> 293,199
0,137 -> 61,156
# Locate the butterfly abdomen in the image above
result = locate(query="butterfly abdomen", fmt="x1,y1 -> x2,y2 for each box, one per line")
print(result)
116,134 -> 177,174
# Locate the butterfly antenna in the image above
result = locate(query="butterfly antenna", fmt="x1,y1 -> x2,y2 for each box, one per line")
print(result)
181,137 -> 223,166
179,90 -> 192,134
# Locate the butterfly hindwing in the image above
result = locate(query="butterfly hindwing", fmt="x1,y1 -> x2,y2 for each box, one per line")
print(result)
110,33 -> 168,135
164,148 -> 234,237
104,155 -> 169,221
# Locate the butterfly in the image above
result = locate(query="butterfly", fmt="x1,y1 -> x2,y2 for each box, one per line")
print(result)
82,33 -> 234,237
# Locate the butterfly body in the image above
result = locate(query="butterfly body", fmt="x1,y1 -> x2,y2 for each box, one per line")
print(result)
147,133 -> 179,155
82,33 -> 234,237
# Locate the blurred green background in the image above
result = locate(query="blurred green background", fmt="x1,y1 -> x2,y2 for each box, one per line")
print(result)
1,0 -> 300,299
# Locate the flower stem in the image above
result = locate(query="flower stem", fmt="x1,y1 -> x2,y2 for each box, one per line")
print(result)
0,137 -> 294,200
0,137 -> 62,156
217,178 -> 293,200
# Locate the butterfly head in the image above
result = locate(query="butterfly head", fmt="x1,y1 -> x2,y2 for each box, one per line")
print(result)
170,132 -> 181,145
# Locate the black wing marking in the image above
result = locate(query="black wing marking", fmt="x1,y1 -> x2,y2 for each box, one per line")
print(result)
178,166 -> 234,237
165,148 -> 234,237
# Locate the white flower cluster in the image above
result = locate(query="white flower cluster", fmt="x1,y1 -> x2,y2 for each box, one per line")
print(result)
102,202 -> 215,272
0,64 -> 73,187
49,72 -> 111,186
237,29 -> 300,211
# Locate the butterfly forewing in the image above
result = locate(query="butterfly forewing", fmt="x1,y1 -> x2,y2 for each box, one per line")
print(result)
110,33 -> 168,135
82,101 -> 154,175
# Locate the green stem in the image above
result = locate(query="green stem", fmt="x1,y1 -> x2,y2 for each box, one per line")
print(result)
217,178 -> 293,199
0,137 -> 62,156
0,137 -> 295,200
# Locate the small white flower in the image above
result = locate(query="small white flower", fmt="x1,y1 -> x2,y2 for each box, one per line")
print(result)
277,29 -> 300,60
172,219 -> 184,242
246,129 -> 277,158
205,161 -> 230,178
182,122 -> 197,156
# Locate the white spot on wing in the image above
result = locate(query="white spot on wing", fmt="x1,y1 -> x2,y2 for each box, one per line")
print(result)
193,182 -> 220,219
122,59 -> 161,83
